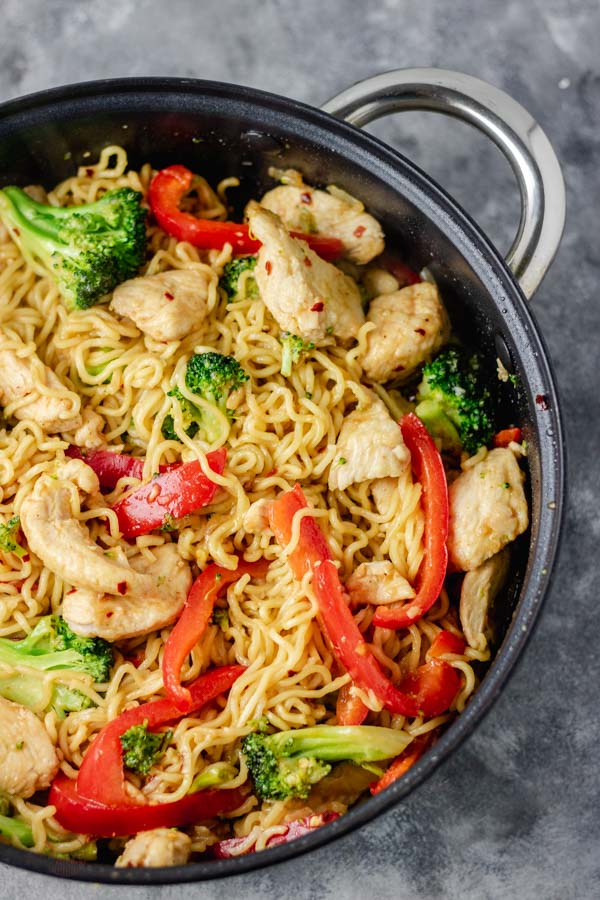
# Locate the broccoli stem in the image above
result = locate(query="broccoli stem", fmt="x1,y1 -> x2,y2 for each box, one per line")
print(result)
264,725 -> 411,763
189,762 -> 238,793
0,813 -> 34,848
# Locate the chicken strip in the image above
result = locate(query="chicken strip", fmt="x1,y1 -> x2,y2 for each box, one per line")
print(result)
448,448 -> 528,572
360,283 -> 450,383
346,560 -> 415,608
64,407 -> 105,449
20,460 -> 152,597
110,268 -> 213,342
20,459 -> 192,639
371,476 -> 400,517
459,548 -> 510,650
242,498 -> 272,535
62,543 -> 192,641
259,182 -> 384,265
0,696 -> 59,798
247,202 -> 364,345
0,329 -> 80,432
116,828 -> 192,868
328,395 -> 410,492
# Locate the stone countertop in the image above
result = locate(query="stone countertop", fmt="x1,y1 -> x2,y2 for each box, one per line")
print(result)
1,0 -> 598,897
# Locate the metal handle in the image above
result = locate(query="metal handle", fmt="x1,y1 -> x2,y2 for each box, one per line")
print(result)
322,68 -> 565,300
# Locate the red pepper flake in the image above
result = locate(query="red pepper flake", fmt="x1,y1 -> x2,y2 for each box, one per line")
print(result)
86,168 -> 94,177
394,364 -> 405,372
414,327 -> 426,336
164,291 -> 174,301
303,256 -> 312,267
311,301 -> 324,312
117,581 -> 127,595
147,483 -> 161,502
106,611 -> 114,618
535,393 -> 549,410
265,260 -> 272,275
300,192 -> 312,205
66,588 -> 77,595
21,554 -> 30,563
353,225 -> 366,238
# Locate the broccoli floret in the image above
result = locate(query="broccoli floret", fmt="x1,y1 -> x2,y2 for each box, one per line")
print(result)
162,351 -> 249,444
0,615 -> 113,717
51,615 -> 113,682
0,516 -> 27,558
414,346 -> 495,455
0,673 -> 94,719
242,725 -> 412,801
279,333 -> 315,378
120,721 -> 172,775
48,841 -> 98,862
0,186 -> 147,311
161,387 -> 202,441
220,256 -> 258,300
211,606 -> 230,630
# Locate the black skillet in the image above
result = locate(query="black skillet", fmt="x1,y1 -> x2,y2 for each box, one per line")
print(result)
0,68 -> 565,884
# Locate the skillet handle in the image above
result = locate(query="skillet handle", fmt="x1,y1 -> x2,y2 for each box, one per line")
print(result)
322,68 -> 565,300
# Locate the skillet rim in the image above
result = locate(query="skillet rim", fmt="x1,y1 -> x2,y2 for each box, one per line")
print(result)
0,75 -> 565,884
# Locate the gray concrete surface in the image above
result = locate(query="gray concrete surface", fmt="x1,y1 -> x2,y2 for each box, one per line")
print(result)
1,0 -> 598,897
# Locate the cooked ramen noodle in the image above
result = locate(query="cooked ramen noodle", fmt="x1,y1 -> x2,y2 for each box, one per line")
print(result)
0,146 -> 528,867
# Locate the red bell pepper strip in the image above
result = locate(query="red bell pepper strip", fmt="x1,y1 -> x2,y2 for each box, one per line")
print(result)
268,484 -> 332,579
66,446 -> 145,488
50,772 -> 245,838
427,630 -> 466,659
380,253 -> 422,287
312,560 -> 423,716
370,732 -> 434,796
113,447 -> 226,538
268,486 -> 421,717
76,665 -> 245,806
336,682 -> 368,726
398,659 -> 461,718
163,557 -> 270,710
148,165 -> 343,261
372,413 -> 449,630
212,812 -> 340,858
493,427 -> 522,448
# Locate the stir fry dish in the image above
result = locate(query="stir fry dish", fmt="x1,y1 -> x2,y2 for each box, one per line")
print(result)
0,146 -> 528,868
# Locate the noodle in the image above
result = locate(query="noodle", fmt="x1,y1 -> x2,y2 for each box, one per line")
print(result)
0,148 -> 495,862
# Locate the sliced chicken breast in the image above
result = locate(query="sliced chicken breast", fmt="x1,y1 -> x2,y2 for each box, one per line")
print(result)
448,448 -> 529,572
20,459 -> 192,640
62,543 -> 192,641
360,283 -> 450,383
328,395 -> 410,491
459,548 -> 510,650
247,203 -> 364,345
0,696 -> 59,798
346,560 -> 415,607
259,182 -> 384,265
116,828 -> 192,868
0,329 -> 80,432
111,269 -> 213,342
